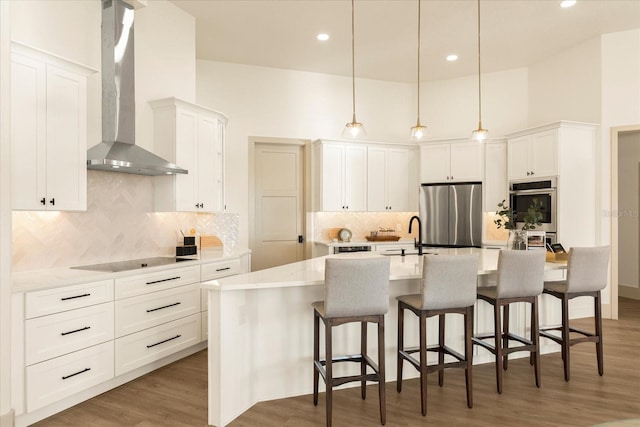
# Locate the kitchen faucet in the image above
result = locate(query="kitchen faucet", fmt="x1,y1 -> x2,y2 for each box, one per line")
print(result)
408,216 -> 423,255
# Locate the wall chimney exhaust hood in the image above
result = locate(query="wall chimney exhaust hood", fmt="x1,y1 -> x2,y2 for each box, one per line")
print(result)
87,0 -> 187,176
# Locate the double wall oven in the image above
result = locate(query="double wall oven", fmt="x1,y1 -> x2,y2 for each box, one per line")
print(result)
509,176 -> 557,244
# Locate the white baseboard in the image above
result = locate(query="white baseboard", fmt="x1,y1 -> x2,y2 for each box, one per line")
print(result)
0,409 -> 14,427
619,285 -> 640,300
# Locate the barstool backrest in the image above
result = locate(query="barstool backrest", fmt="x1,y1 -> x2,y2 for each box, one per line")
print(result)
496,250 -> 546,298
420,254 -> 479,310
566,246 -> 610,293
324,257 -> 390,318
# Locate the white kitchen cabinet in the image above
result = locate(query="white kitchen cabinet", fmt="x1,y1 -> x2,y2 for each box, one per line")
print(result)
420,140 -> 483,183
312,140 -> 367,211
10,43 -> 96,211
152,98 -> 227,213
483,139 -> 508,211
507,129 -> 558,180
367,145 -> 417,212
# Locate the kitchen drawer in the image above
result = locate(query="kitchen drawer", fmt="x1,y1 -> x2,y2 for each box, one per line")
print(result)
201,258 -> 242,281
25,279 -> 114,319
115,313 -> 201,376
115,283 -> 200,338
25,302 -> 114,365
26,341 -> 114,412
114,265 -> 200,300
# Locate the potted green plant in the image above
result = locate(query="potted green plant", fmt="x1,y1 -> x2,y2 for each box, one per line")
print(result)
494,199 -> 544,249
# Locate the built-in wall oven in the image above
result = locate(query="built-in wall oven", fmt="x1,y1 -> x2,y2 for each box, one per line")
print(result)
509,177 -> 557,242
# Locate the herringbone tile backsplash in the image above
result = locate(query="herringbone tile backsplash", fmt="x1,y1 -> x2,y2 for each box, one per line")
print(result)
12,171 -> 238,272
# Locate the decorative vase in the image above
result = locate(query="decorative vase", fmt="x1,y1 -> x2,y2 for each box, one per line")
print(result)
508,230 -> 527,250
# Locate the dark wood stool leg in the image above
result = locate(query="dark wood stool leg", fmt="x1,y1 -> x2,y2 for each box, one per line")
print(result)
494,301 -> 504,394
397,302 -> 404,393
313,310 -> 320,406
561,294 -> 571,382
361,321 -> 367,400
419,311 -> 428,416
465,306 -> 474,408
503,304 -> 510,371
325,320 -> 333,427
438,313 -> 445,386
532,297 -> 541,388
378,316 -> 386,425
595,291 -> 604,376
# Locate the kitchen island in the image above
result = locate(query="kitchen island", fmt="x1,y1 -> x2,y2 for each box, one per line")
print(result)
202,248 -> 568,427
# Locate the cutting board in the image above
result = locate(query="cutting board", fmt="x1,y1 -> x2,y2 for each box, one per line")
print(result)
200,235 -> 223,249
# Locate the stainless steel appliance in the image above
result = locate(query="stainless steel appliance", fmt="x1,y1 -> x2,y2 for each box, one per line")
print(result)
509,177 -> 557,236
333,245 -> 372,254
419,182 -> 482,248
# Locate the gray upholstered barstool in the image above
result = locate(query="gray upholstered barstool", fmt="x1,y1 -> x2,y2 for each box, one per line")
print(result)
540,246 -> 610,381
312,256 -> 390,427
396,253 -> 479,415
472,249 -> 546,394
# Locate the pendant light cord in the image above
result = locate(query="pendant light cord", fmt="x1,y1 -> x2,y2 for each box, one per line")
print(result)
351,0 -> 356,123
416,0 -> 421,124
477,0 -> 482,128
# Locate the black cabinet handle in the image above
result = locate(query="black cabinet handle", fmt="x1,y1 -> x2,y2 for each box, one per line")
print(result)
146,334 -> 181,349
40,197 -> 46,205
62,367 -> 91,380
146,276 -> 180,285
146,302 -> 181,313
215,267 -> 231,272
49,198 -> 55,206
61,326 -> 91,336
61,293 -> 91,301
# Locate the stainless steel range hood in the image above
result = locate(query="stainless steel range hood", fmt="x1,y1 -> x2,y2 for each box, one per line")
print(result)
87,0 -> 187,176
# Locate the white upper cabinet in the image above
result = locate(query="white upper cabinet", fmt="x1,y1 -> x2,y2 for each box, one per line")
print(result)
483,139 -> 508,211
151,98 -> 226,213
507,129 -> 558,180
10,44 -> 96,211
420,140 -> 483,183
313,141 -> 367,211
367,145 -> 417,212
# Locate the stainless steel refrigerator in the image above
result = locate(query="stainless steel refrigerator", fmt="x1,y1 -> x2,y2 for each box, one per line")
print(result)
419,182 -> 482,247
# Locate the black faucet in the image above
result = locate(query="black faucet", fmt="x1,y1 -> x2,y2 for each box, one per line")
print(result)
408,215 -> 423,255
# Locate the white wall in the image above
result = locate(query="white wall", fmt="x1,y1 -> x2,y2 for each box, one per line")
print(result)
618,131 -> 640,289
528,36 -> 602,126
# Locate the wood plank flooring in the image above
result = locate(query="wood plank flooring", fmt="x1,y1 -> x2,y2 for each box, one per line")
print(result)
34,298 -> 640,427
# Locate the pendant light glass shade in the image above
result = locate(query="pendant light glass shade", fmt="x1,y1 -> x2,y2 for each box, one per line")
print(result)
343,0 -> 366,138
411,0 -> 426,140
472,0 -> 488,143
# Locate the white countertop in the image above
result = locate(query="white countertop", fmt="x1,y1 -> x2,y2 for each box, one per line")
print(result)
314,238 -> 416,248
12,247 -> 251,293
202,248 -> 565,291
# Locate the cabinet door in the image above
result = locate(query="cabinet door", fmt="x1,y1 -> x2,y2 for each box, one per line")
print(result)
484,142 -> 507,211
530,130 -> 558,177
386,148 -> 414,211
420,144 -> 450,182
450,142 -> 483,182
45,64 -> 87,211
197,114 -> 218,212
320,144 -> 345,211
175,107 -> 199,212
11,53 -> 46,210
367,147 -> 387,211
344,145 -> 367,211
507,136 -> 531,180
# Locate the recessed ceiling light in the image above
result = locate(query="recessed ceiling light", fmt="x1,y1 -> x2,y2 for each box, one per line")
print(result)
446,54 -> 458,62
316,33 -> 330,41
560,0 -> 576,8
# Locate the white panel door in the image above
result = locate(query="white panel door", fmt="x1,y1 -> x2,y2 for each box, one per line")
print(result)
253,143 -> 304,271
387,147 -> 413,211
420,144 -> 450,182
367,146 -> 387,211
45,64 -> 87,211
507,136 -> 531,180
343,144 -> 367,211
175,107 -> 199,212
450,142 -> 483,182
531,130 -> 558,177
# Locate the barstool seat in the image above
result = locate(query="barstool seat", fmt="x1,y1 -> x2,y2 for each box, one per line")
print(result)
396,253 -> 479,416
312,256 -> 390,427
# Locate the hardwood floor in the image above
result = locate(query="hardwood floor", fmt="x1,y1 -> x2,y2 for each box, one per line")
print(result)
34,298 -> 640,427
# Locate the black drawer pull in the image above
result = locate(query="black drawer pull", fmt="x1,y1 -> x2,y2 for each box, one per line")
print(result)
146,334 -> 182,349
61,326 -> 91,336
62,367 -> 91,380
61,293 -> 91,301
146,276 -> 181,285
146,302 -> 181,313
215,267 -> 231,272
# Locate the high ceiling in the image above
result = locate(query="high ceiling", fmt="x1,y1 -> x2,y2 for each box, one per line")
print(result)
170,0 -> 640,83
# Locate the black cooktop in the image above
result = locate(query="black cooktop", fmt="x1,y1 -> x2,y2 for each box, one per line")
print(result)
71,257 -> 193,273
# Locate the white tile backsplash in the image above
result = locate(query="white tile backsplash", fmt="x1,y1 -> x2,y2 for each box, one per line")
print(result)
12,171 -> 238,272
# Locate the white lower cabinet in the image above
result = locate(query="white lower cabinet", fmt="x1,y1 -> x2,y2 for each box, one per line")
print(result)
26,341 -> 114,412
115,313 -> 201,376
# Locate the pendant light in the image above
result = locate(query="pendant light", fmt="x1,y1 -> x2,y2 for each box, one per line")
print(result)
471,0 -> 488,142
411,0 -> 426,140
343,0 -> 366,138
